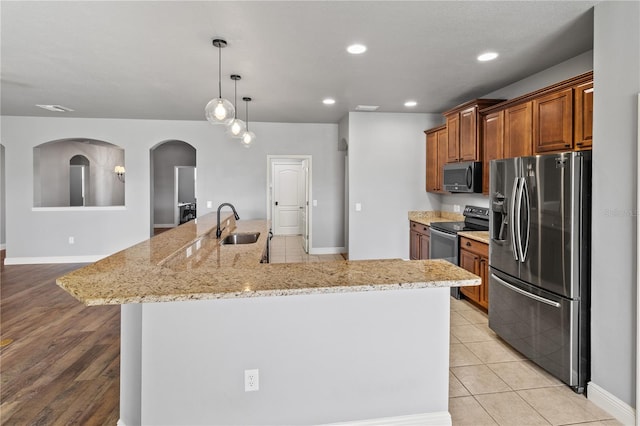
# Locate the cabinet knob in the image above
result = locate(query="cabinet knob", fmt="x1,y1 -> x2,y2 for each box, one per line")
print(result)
565,144 -> 571,148
423,227 -> 427,231
466,241 -> 471,247
577,142 -> 584,146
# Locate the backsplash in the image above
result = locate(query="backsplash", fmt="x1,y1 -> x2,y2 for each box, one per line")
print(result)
440,193 -> 489,212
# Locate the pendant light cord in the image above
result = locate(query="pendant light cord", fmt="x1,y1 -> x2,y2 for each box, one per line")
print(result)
245,100 -> 250,130
218,46 -> 222,99
234,78 -> 238,118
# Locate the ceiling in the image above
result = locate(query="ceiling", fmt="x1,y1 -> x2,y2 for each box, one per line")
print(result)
0,1 -> 596,124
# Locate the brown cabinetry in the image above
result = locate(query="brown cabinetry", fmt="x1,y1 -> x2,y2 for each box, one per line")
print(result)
504,101 -> 533,158
409,221 -> 430,260
425,126 -> 447,193
482,110 -> 504,194
574,81 -> 593,150
533,88 -> 573,153
458,237 -> 489,309
444,99 -> 504,164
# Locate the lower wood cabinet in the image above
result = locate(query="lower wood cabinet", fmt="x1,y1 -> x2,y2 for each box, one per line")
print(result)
458,237 -> 489,309
409,221 -> 430,260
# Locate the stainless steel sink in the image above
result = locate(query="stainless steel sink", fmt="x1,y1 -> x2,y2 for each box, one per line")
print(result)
220,232 -> 260,245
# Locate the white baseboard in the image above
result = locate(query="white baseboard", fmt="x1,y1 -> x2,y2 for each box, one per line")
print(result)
310,247 -> 346,255
154,224 -> 175,228
116,420 -> 126,426
587,381 -> 636,425
4,255 -> 107,265
324,412 -> 451,426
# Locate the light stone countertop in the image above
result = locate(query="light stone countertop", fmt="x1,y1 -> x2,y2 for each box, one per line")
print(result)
458,231 -> 490,245
408,210 -> 464,226
56,212 -> 480,306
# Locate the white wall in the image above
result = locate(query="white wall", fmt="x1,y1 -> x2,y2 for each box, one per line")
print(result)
0,117 -> 342,261
1,144 -> 5,248
591,1 -> 640,408
348,112 -> 443,260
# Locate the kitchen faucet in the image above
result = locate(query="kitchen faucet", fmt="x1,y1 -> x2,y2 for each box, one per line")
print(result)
216,203 -> 240,238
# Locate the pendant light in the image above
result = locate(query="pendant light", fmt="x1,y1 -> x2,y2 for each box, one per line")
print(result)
205,39 -> 235,125
240,97 -> 256,148
226,74 -> 246,138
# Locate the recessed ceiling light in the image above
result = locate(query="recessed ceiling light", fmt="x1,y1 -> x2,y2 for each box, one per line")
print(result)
355,105 -> 379,112
36,104 -> 74,112
404,101 -> 418,107
347,44 -> 367,54
477,52 -> 499,62
323,98 -> 336,105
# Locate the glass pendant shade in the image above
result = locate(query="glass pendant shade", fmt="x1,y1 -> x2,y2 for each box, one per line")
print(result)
205,98 -> 235,125
241,130 -> 256,148
227,118 -> 246,138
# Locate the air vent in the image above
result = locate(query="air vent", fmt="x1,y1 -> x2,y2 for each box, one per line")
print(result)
355,105 -> 380,111
36,104 -> 74,112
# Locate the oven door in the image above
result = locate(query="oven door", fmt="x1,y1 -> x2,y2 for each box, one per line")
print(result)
429,227 -> 459,265
430,227 -> 460,298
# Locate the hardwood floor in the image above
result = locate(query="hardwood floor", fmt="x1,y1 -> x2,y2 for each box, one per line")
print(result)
1,264 -> 120,425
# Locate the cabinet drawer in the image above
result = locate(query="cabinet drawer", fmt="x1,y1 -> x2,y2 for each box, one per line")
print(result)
410,221 -> 430,236
460,237 -> 488,257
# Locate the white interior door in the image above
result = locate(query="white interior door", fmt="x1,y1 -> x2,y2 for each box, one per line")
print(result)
273,163 -> 303,235
301,159 -> 309,252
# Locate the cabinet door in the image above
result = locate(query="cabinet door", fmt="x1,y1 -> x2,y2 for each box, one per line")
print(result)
482,110 -> 504,194
437,128 -> 448,192
420,234 -> 430,260
533,88 -> 573,153
574,82 -> 593,150
459,249 -> 480,302
504,102 -> 532,158
446,114 -> 460,163
479,256 -> 489,309
410,229 -> 420,260
459,107 -> 478,161
426,131 -> 439,192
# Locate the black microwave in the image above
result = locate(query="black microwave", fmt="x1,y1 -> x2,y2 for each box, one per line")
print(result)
443,161 -> 482,193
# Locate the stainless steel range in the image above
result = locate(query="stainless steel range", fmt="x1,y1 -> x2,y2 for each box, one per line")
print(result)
429,206 -> 489,298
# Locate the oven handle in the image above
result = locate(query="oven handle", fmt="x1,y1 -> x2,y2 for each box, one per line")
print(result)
429,227 -> 458,242
491,274 -> 561,308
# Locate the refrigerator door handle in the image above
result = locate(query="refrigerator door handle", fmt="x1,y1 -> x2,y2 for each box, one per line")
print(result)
510,177 -> 520,261
521,178 -> 530,261
491,274 -> 561,308
514,177 -> 525,261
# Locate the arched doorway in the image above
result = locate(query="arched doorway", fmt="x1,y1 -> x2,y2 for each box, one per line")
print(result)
150,140 -> 196,236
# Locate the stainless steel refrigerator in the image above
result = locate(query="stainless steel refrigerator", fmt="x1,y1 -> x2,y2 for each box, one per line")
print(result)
488,151 -> 591,393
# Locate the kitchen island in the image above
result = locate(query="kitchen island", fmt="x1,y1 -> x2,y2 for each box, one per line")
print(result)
57,212 -> 480,426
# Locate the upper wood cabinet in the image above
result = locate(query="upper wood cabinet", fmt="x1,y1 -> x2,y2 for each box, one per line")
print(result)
504,101 -> 533,159
425,126 -> 447,193
482,110 -> 504,194
533,88 -> 573,153
574,81 -> 593,150
444,99 -> 504,163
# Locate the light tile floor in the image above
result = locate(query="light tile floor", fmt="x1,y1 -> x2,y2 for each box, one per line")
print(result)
269,235 -> 344,263
269,237 -> 620,426
449,297 -> 621,426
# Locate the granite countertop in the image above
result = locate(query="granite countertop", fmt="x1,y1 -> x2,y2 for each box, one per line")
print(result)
409,211 -> 490,245
57,212 -> 480,306
458,231 -> 490,245
408,210 -> 464,226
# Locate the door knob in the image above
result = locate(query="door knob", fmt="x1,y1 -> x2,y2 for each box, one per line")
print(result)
275,201 -> 278,206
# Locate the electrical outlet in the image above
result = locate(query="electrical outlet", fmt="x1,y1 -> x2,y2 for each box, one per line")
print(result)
68,236 -> 75,244
453,204 -> 461,213
207,201 -> 213,208
245,369 -> 259,392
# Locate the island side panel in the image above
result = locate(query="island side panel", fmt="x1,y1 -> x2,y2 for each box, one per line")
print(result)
120,304 -> 142,426
136,287 -> 451,425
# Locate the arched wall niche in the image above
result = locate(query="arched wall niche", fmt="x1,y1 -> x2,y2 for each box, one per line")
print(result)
33,138 -> 125,207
